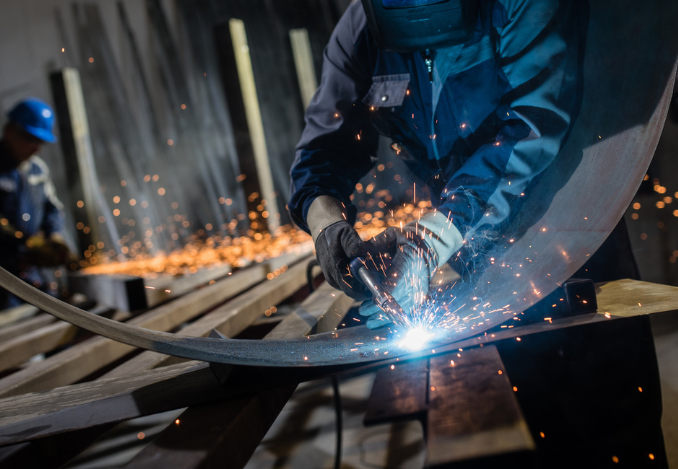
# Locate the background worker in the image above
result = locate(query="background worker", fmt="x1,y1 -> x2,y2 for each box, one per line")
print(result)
0,98 -> 71,309
289,0 -> 664,467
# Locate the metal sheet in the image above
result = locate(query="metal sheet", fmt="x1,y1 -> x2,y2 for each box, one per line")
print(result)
0,0 -> 677,368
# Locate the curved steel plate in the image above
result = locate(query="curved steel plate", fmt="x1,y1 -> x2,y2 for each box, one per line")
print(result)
1,0 -> 677,368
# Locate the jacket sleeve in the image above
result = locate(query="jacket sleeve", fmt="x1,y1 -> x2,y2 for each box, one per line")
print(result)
288,1 -> 379,233
435,0 -> 579,241
40,168 -> 65,236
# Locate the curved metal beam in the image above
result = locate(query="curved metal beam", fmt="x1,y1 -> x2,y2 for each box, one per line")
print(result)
0,0 -> 676,369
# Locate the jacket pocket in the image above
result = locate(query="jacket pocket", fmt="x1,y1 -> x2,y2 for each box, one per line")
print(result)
362,74 -> 410,108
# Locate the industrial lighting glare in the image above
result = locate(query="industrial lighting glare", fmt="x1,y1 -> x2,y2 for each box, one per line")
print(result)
399,328 -> 433,351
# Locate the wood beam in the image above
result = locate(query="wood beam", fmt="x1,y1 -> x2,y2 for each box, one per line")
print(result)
0,279 -> 672,453
0,305 -> 119,374
0,264 -> 268,398
126,283 -> 353,469
101,259 -> 313,379
0,284 -> 351,449
0,361 -> 218,446
0,314 -> 56,345
0,304 -> 39,328
426,347 -> 534,467
364,358 -> 429,427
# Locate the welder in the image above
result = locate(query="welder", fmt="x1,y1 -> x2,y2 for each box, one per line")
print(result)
289,0 -> 665,467
0,98 -> 70,310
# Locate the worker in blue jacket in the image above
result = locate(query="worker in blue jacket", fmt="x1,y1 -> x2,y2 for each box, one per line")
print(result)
290,1 -> 664,467
0,98 -> 70,309
290,0 -> 637,327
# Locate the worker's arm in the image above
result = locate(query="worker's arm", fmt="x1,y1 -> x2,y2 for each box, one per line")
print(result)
288,1 -> 379,234
35,161 -> 70,265
418,0 -> 579,270
289,2 -> 381,300
360,0 -> 579,328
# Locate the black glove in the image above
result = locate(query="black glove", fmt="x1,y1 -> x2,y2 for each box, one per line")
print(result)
315,221 -> 370,300
359,226 -> 437,329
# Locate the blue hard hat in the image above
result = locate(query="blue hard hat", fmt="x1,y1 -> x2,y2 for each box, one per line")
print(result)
7,98 -> 57,143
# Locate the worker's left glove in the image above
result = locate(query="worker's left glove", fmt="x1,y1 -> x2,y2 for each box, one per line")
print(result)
23,234 -> 72,267
307,196 -> 371,300
359,212 -> 464,329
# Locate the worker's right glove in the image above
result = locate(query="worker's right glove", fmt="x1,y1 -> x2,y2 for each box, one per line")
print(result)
359,212 -> 464,329
307,196 -> 371,300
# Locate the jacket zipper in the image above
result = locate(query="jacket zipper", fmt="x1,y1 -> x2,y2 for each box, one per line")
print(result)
422,49 -> 434,84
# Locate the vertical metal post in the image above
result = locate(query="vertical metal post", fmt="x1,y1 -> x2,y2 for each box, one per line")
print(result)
228,19 -> 280,232
50,68 -> 103,255
289,29 -> 319,110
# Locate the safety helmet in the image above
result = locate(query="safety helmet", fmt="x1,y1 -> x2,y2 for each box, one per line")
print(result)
7,98 -> 57,143
361,0 -> 479,53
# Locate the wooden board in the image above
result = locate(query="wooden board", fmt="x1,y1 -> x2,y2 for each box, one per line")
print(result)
0,265 -> 268,398
0,314 -> 56,345
100,259 -> 312,379
0,361 -> 217,446
0,305 -> 119,373
427,347 -> 534,467
0,285 -> 351,448
143,263 -> 233,308
364,358 -> 429,427
0,304 -> 39,328
0,279 -> 672,457
126,283 -> 353,469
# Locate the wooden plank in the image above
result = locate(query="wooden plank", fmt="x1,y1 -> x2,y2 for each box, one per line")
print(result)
100,260 -> 312,379
126,284 -> 353,469
0,361 -> 218,446
126,385 -> 297,469
0,304 -> 39,328
0,284 -> 350,449
0,314 -> 56,345
0,305 -> 118,373
0,264 -> 268,398
143,263 -> 232,307
596,279 -> 678,317
364,358 -> 429,427
0,252 -> 309,468
426,347 -> 534,467
0,279 -> 669,455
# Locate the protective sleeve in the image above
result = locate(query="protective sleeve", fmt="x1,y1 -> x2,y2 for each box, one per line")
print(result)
431,0 -> 579,248
288,1 -> 379,233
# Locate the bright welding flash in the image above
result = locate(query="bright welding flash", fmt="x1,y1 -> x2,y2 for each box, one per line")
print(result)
399,327 -> 433,351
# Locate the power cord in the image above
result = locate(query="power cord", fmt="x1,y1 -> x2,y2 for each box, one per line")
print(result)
307,259 -> 342,469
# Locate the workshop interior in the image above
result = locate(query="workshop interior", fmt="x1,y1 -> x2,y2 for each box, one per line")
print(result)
0,0 -> 678,468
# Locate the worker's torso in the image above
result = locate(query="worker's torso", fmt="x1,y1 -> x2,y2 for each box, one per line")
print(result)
358,0 -> 514,203
0,150 -> 55,238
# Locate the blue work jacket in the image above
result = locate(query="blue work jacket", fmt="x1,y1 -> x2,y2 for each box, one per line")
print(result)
0,143 -> 64,278
290,0 -> 581,242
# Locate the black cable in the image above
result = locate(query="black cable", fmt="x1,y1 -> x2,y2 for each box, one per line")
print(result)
306,259 -> 342,469
307,259 -> 320,293
331,375 -> 343,469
